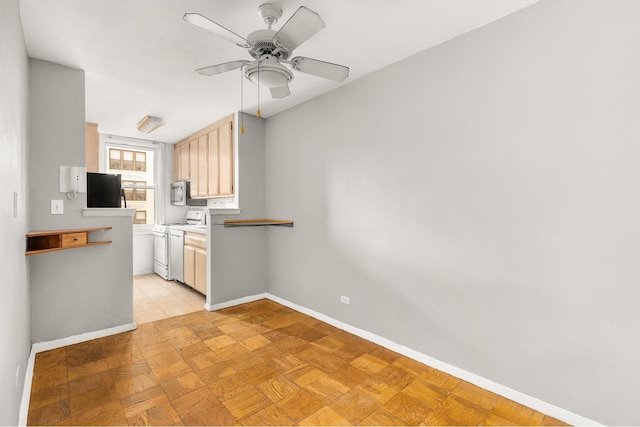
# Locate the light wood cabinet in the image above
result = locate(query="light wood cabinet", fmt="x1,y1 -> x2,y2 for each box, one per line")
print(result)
183,232 -> 206,296
188,138 -> 199,195
194,248 -> 207,294
173,114 -> 234,198
196,134 -> 208,198
206,120 -> 234,197
184,244 -> 196,288
174,141 -> 190,182
207,129 -> 219,196
85,123 -> 99,173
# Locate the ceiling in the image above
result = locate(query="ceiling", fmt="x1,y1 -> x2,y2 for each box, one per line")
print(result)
19,0 -> 539,143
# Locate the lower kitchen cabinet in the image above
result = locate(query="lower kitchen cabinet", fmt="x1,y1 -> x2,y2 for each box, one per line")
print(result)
194,248 -> 207,295
184,245 -> 196,288
183,232 -> 207,296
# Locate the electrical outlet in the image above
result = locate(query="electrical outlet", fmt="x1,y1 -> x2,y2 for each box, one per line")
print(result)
340,295 -> 350,304
51,199 -> 64,215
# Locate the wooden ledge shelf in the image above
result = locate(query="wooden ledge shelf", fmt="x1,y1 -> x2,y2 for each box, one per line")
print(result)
26,227 -> 112,255
222,219 -> 294,228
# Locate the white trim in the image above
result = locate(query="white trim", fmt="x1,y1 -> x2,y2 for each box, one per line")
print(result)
31,322 -> 137,354
265,293 -> 602,427
19,322 -> 136,426
18,347 -> 36,426
82,208 -> 136,217
207,207 -> 242,215
205,293 -> 268,311
133,224 -> 154,235
101,134 -> 164,150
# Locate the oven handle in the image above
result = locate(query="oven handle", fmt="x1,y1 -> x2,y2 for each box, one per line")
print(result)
152,231 -> 168,238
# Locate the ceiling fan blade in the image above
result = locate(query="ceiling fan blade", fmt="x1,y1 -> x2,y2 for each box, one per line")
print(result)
273,7 -> 325,52
196,60 -> 249,76
183,13 -> 251,48
290,57 -> 349,82
270,84 -> 290,99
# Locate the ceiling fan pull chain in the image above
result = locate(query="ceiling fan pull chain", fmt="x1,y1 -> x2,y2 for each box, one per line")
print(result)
257,61 -> 261,118
240,66 -> 245,134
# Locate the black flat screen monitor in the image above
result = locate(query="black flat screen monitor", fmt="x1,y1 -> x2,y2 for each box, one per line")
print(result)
87,172 -> 122,208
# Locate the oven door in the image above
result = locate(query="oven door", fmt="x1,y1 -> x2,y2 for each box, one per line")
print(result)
153,231 -> 169,266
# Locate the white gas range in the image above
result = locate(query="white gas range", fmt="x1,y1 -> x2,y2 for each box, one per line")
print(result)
152,209 -> 206,281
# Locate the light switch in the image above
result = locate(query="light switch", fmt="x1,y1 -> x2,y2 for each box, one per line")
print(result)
51,199 -> 64,215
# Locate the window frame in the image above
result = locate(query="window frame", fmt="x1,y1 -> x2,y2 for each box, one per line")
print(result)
99,135 -> 165,231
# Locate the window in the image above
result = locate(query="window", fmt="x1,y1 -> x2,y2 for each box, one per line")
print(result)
102,138 -> 163,227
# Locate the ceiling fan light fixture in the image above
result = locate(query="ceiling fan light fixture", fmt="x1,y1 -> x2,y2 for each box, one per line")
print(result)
244,61 -> 293,88
137,115 -> 164,133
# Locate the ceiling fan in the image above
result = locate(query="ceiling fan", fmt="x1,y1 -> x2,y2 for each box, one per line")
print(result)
183,3 -> 350,99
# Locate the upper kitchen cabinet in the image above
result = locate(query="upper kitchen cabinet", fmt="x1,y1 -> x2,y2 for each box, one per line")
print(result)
188,138 -> 200,196
217,120 -> 234,197
174,114 -> 234,199
85,123 -> 99,173
174,140 -> 190,182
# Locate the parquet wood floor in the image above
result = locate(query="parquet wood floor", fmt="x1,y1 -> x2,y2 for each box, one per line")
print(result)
27,299 -> 570,426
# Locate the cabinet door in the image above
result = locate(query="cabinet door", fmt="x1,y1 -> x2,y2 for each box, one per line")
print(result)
197,134 -> 208,197
180,143 -> 190,181
184,245 -> 196,288
188,139 -> 199,196
218,121 -> 234,196
207,129 -> 219,197
173,145 -> 180,182
175,142 -> 190,181
85,123 -> 99,173
194,248 -> 207,295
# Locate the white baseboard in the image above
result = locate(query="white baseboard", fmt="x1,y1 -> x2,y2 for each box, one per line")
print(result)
18,345 -> 37,427
30,322 -> 137,354
265,293 -> 602,427
205,293 -> 268,311
19,322 -> 137,426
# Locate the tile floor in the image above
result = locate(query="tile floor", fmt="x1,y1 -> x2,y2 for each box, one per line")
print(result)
27,298 -> 569,426
134,274 -> 205,324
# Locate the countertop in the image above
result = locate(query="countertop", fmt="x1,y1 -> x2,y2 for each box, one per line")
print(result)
170,225 -> 207,235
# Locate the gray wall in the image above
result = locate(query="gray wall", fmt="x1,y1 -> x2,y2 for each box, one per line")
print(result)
265,1 -> 640,425
0,0 -> 31,424
28,59 -> 133,343
209,114 -> 267,305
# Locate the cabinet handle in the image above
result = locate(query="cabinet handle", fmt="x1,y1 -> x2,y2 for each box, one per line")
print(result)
73,237 -> 78,241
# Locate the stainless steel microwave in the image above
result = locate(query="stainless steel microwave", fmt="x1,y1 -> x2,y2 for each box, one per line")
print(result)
170,181 -> 206,206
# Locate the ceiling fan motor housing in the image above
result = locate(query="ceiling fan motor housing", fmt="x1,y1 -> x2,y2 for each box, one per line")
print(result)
247,29 -> 291,60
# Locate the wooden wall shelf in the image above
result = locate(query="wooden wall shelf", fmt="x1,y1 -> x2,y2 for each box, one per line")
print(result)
222,219 -> 294,228
25,227 -> 112,255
